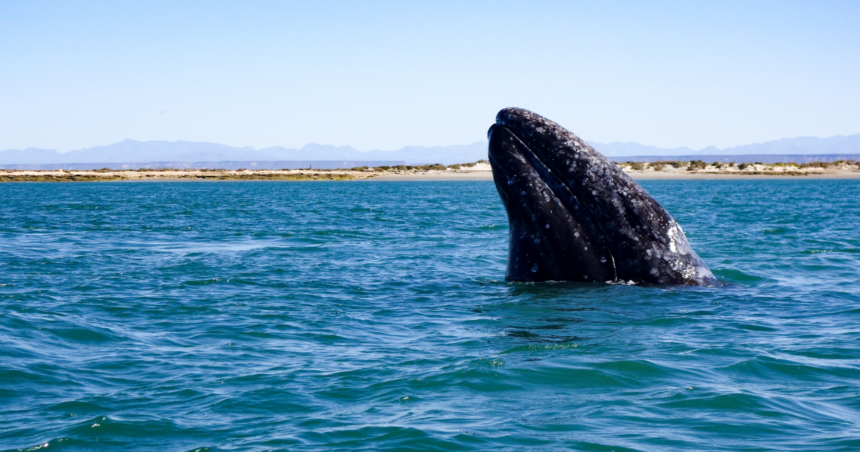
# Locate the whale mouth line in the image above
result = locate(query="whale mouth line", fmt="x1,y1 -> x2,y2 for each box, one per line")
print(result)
493,124 -> 620,282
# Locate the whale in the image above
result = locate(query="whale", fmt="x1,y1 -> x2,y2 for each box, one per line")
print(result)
488,107 -> 715,285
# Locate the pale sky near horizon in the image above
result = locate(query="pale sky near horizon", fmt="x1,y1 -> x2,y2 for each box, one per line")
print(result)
2,0 -> 858,153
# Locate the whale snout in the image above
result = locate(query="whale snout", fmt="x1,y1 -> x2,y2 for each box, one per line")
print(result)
488,107 -> 715,286
488,119 -> 616,282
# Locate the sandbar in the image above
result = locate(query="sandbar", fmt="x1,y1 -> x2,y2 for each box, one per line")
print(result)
2,161 -> 859,182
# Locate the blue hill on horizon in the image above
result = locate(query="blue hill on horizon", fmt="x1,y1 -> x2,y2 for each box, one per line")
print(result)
2,135 -> 859,165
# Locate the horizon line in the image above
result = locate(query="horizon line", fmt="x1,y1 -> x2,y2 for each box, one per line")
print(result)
3,131 -> 860,155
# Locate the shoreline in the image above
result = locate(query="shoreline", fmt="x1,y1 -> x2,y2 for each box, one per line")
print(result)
373,171 -> 860,181
0,169 -> 375,183
2,161 -> 860,182
628,171 -> 860,180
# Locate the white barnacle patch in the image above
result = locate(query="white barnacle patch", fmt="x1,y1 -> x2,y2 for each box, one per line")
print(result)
574,232 -> 579,238
666,224 -> 682,253
650,268 -> 659,275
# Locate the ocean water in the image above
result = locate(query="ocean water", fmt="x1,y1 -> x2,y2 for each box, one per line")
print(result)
1,179 -> 859,451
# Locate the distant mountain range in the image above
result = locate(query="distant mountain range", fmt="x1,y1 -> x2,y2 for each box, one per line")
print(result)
593,134 -> 860,157
0,141 -> 486,166
1,134 -> 858,166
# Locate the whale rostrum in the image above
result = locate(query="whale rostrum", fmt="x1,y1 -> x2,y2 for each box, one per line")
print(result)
488,107 -> 715,285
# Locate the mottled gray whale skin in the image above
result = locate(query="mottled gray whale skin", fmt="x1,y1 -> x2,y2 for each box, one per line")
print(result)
488,107 -> 715,285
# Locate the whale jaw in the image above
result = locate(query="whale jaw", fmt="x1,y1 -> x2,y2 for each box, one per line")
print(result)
488,108 -> 715,286
488,124 -> 616,282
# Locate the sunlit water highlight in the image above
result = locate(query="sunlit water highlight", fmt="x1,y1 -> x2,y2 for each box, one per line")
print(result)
1,180 -> 859,451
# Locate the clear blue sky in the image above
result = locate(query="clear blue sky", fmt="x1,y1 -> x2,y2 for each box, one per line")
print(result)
2,0 -> 858,152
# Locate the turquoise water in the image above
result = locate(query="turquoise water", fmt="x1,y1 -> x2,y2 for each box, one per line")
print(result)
1,180 -> 859,451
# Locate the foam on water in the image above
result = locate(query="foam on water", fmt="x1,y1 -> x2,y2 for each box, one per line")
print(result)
1,180 -> 859,451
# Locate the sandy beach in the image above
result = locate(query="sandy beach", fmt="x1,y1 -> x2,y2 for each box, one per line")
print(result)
376,170 -> 860,181
0,168 -> 377,182
374,161 -> 860,180
2,161 -> 859,182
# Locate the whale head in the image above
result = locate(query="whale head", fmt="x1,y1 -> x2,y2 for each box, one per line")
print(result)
488,107 -> 715,285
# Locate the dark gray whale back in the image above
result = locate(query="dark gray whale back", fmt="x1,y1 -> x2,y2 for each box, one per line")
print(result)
488,107 -> 714,285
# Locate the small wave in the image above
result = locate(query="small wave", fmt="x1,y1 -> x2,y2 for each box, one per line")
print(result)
711,268 -> 769,283
500,343 -> 579,354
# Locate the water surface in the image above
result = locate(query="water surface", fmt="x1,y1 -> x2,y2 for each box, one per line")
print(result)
1,180 -> 859,451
